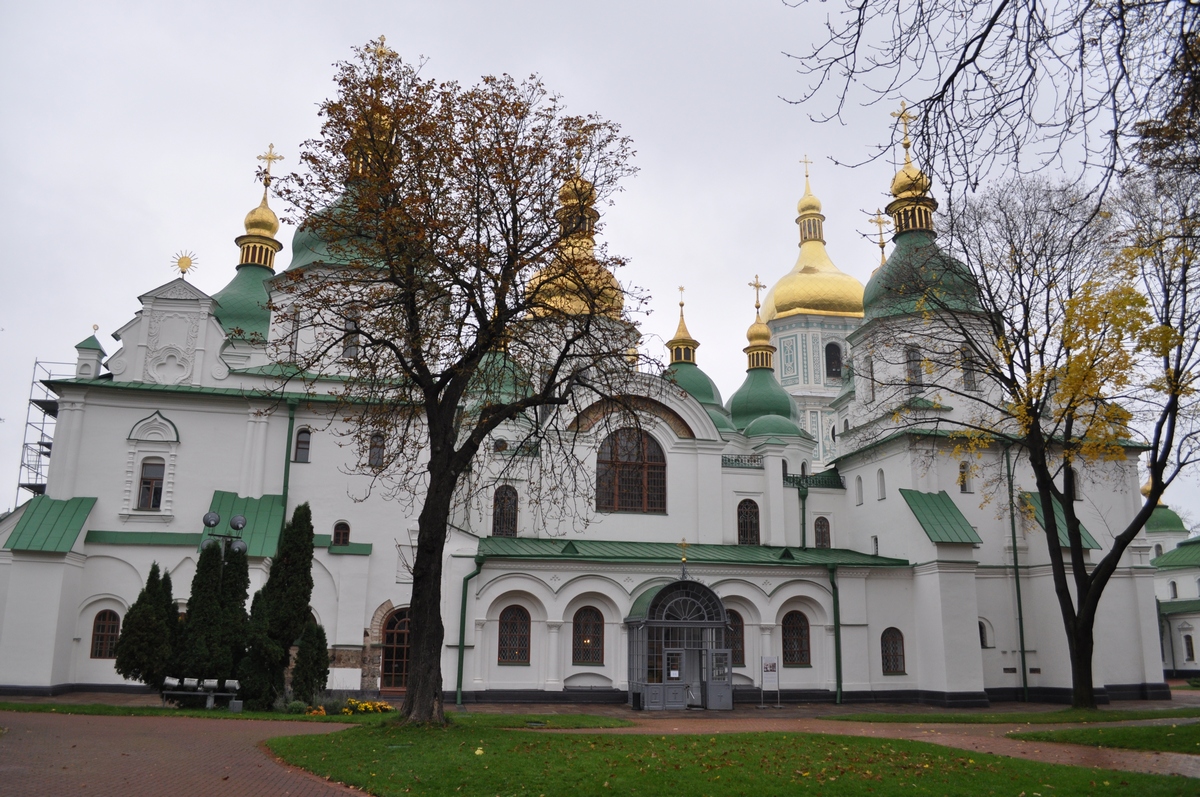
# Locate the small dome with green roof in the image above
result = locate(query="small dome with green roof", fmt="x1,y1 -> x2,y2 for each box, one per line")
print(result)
213,265 -> 274,340
661,294 -> 734,432
1147,503 -> 1188,535
744,414 -> 810,439
725,292 -> 803,435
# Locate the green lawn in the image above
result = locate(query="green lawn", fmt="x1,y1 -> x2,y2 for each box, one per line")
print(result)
1010,723 -> 1200,755
266,715 -> 1196,796
830,707 -> 1200,725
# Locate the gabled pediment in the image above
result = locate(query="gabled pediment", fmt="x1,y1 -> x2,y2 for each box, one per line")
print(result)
138,278 -> 213,304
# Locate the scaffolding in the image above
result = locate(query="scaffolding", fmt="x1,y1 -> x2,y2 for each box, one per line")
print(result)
15,360 -> 72,506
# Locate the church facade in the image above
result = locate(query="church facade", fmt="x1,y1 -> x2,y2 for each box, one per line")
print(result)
0,139 -> 1169,707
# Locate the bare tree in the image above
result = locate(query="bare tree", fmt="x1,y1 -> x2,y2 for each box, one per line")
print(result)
270,41 -> 649,724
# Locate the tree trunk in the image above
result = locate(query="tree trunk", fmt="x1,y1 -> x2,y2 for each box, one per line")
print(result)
399,462 -> 456,725
1069,619 -> 1097,709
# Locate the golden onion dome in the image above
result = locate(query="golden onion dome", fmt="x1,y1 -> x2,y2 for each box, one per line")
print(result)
891,158 -> 931,200
747,312 -> 771,346
244,191 -> 280,238
762,176 -> 864,321
559,174 -> 596,206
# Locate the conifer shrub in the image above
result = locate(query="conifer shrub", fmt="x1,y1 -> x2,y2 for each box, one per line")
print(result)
292,619 -> 330,706
114,562 -> 174,688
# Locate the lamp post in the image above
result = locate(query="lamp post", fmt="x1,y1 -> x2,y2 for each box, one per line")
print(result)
202,512 -> 248,589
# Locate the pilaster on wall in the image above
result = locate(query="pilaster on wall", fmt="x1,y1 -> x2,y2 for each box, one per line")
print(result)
913,559 -> 984,695
0,552 -> 85,688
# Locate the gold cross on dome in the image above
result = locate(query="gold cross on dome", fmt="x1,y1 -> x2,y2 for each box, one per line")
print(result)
749,275 -> 766,310
257,144 -> 283,177
891,101 -> 916,138
799,153 -> 813,179
870,209 -> 891,263
372,35 -> 391,60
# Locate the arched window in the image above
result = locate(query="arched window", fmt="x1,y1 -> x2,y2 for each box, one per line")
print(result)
905,346 -> 923,393
1155,543 -> 1164,558
294,429 -> 311,463
958,462 -> 972,493
492,485 -> 518,537
814,516 -> 831,548
572,606 -> 604,665
596,428 -> 666,513
800,461 -> 808,477
961,347 -> 979,391
737,499 -> 760,545
91,610 -> 120,659
881,627 -> 905,674
1186,634 -> 1196,662
855,475 -> 864,506
978,620 -> 989,649
843,418 -> 849,433
782,611 -> 810,666
381,608 -> 410,689
825,343 -> 843,379
498,606 -> 531,665
137,458 -> 165,510
342,317 -> 360,359
877,468 -> 886,500
368,433 -> 385,469
1170,581 -> 1179,599
865,356 -> 876,402
726,609 -> 746,667
333,521 -> 350,546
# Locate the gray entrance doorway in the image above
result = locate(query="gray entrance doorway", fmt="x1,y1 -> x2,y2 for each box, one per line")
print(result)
625,580 -> 733,710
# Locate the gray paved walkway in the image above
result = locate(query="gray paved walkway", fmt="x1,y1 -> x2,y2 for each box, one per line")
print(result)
0,711 -> 355,797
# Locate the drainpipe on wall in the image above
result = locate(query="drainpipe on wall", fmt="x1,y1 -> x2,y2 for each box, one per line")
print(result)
281,400 -> 297,511
828,564 -> 842,704
456,555 -> 486,708
1005,446 -> 1029,702
798,483 -> 809,549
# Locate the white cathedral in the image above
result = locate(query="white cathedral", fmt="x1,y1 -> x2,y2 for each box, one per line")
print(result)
0,132 -> 1173,708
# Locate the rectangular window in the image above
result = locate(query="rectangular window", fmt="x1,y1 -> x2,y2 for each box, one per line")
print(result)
137,461 -> 165,510
1185,634 -> 1195,662
961,347 -> 979,391
905,347 -> 923,394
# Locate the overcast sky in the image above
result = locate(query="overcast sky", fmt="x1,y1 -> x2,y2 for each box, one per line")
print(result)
2,0 -> 1195,524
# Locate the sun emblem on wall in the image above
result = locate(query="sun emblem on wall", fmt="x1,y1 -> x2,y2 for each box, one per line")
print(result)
172,250 -> 198,277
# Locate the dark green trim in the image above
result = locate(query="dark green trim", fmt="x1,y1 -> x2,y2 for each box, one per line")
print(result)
313,534 -> 332,547
1022,492 -> 1101,549
84,531 -> 203,546
328,542 -> 372,556
282,401 -> 296,516
457,556 -> 487,707
829,565 -> 842,704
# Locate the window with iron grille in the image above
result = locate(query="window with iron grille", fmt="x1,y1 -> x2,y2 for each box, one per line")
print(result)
814,516 -> 831,548
381,608 -> 410,689
736,499 -> 760,545
295,429 -> 311,463
782,610 -> 810,666
492,485 -> 518,537
333,521 -> 350,546
596,428 -> 666,513
882,627 -> 905,674
905,346 -> 923,393
91,610 -> 120,659
137,459 -> 165,510
727,609 -> 745,667
498,605 -> 531,664
572,606 -> 604,665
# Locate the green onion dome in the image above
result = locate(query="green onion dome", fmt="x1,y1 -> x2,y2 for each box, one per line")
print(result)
743,414 -> 811,439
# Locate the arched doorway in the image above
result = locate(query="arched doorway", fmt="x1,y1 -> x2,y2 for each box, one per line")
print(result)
625,580 -> 732,711
380,608 -> 411,694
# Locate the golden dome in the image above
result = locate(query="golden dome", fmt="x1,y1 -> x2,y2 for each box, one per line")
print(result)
747,312 -> 771,346
244,190 -> 280,238
559,174 -> 596,206
891,157 -> 931,200
762,176 -> 864,321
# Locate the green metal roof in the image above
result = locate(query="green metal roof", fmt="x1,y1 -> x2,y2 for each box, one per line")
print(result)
200,491 -> 286,557
1022,492 -> 1101,549
212,264 -> 274,340
1159,598 -> 1200,616
1151,537 -> 1200,569
4,496 -> 97,553
85,530 -> 202,547
75,334 -> 106,354
476,536 -> 909,568
727,368 -> 801,432
662,362 -> 724,410
898,489 -> 983,544
627,586 -> 662,620
1147,503 -> 1188,535
863,229 -> 981,321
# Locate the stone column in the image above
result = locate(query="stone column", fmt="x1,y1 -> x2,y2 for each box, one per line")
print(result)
473,619 -> 487,688
545,622 -> 563,691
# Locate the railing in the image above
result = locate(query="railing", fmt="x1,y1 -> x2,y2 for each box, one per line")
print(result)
784,471 -> 846,490
721,454 -> 764,469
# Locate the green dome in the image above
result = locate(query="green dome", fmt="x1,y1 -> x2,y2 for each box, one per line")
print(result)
863,230 -> 980,321
743,414 -> 809,438
466,350 -> 531,409
212,264 -> 274,340
727,367 -> 799,431
1147,503 -> 1188,535
707,407 -> 736,432
663,362 -> 723,408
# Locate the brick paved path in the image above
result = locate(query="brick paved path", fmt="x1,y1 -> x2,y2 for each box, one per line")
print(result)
0,711 -> 355,797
